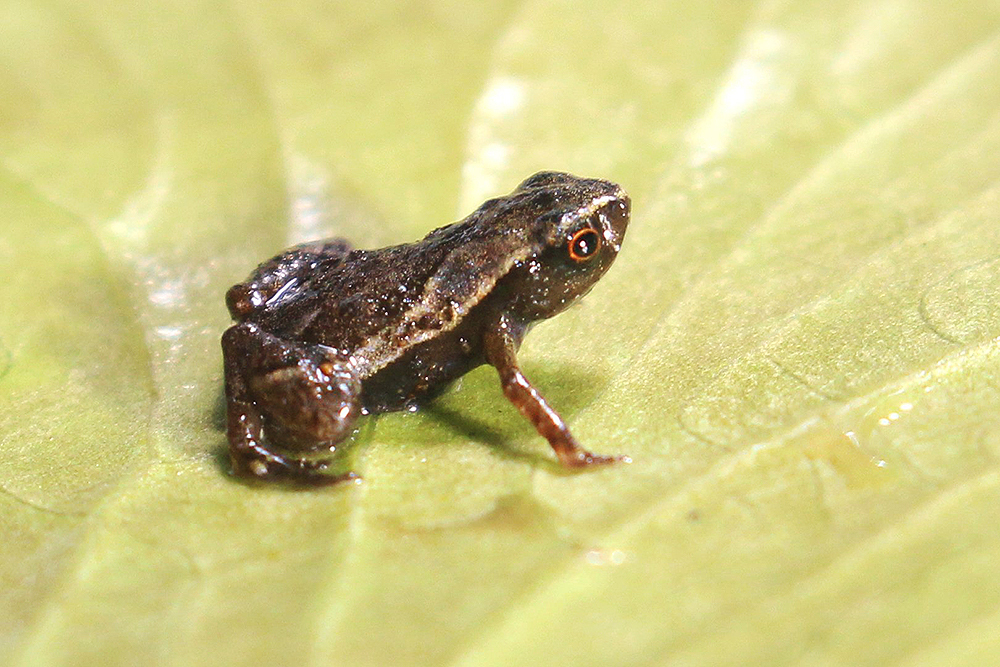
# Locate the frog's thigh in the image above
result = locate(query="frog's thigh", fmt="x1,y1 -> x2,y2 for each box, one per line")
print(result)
249,238 -> 353,284
249,353 -> 361,450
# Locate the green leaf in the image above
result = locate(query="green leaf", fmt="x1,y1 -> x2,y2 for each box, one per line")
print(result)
3,1 -> 1000,665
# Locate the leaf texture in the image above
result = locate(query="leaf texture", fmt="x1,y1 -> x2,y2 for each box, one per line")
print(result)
2,1 -> 1000,665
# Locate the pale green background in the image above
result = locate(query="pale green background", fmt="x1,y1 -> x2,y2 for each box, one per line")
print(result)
2,1 -> 1000,665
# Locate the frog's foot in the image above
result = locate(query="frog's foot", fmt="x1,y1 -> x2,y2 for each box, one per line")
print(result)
555,448 -> 632,468
231,449 -> 361,486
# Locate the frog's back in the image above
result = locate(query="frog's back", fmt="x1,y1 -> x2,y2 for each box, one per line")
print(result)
254,224 -> 469,367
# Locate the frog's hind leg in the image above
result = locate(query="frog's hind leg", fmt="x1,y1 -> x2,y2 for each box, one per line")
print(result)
250,238 -> 354,288
227,239 -> 354,319
222,322 -> 361,485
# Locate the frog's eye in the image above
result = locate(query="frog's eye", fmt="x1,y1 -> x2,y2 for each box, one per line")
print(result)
568,228 -> 601,262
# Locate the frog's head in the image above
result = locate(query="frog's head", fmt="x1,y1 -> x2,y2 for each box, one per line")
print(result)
501,171 -> 630,322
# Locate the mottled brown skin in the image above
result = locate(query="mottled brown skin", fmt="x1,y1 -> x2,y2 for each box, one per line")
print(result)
222,171 -> 630,484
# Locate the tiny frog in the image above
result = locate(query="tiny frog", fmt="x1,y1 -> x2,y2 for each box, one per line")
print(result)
222,171 -> 630,484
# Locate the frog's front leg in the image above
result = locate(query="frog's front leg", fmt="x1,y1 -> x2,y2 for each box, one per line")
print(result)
483,315 -> 630,467
222,322 -> 361,484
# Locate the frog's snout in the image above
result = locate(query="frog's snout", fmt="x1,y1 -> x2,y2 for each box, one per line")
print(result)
600,190 -> 630,253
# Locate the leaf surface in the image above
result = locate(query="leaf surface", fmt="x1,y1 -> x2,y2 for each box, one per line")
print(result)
2,1 -> 1000,665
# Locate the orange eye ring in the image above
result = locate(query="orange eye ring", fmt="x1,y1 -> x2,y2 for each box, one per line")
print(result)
568,228 -> 602,262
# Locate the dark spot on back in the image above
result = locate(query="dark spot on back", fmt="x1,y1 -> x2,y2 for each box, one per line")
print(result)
416,314 -> 440,330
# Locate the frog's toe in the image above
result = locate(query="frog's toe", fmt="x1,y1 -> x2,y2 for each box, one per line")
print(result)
295,469 -> 363,487
232,452 -> 361,487
557,449 -> 630,468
